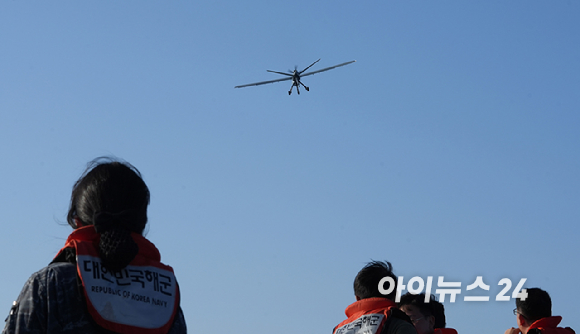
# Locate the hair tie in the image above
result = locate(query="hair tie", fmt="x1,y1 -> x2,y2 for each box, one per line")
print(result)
93,212 -> 122,233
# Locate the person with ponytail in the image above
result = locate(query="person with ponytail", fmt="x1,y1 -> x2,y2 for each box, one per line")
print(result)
3,158 -> 187,334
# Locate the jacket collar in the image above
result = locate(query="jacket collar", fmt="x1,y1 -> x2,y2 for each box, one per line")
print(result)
529,316 -> 563,330
345,297 -> 397,318
60,226 -> 161,262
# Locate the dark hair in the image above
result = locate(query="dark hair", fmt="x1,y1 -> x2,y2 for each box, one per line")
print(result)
354,260 -> 398,300
67,157 -> 150,271
516,288 -> 551,322
398,293 -> 446,328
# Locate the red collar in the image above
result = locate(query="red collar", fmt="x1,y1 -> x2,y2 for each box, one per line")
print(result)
59,226 -> 162,262
345,298 -> 397,318
530,316 -> 563,330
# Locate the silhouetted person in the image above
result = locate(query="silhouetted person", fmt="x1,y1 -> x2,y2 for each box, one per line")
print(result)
398,293 -> 457,334
3,158 -> 186,334
333,261 -> 417,334
505,287 -> 574,334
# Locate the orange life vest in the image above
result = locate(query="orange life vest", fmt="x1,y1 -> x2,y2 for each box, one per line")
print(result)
528,316 -> 575,334
435,328 -> 458,334
55,226 -> 180,334
333,298 -> 401,334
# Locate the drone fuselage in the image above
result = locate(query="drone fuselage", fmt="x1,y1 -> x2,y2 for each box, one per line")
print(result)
289,70 -> 306,95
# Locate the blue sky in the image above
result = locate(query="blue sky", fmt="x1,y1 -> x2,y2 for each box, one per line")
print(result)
1,1 -> 579,334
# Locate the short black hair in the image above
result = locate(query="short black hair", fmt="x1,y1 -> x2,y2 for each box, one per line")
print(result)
354,260 -> 397,301
398,293 -> 446,328
516,288 -> 551,322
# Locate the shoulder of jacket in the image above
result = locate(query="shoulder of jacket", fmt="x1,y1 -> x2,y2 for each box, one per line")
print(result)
22,263 -> 78,292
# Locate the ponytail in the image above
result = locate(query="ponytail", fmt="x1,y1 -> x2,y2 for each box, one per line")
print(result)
93,211 -> 140,272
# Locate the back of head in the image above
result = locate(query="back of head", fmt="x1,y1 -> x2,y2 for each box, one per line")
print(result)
67,157 -> 150,271
516,288 -> 552,323
398,293 -> 446,328
354,260 -> 397,301
431,297 -> 446,328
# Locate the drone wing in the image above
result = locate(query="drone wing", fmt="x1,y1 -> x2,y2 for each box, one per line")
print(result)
235,76 -> 293,88
301,60 -> 356,77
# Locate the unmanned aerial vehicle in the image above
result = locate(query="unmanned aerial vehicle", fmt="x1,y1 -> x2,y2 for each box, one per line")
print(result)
235,59 -> 356,95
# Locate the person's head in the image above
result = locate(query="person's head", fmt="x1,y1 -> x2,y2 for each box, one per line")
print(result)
67,157 -> 150,232
354,260 -> 398,301
514,288 -> 552,333
398,293 -> 444,334
67,157 -> 150,271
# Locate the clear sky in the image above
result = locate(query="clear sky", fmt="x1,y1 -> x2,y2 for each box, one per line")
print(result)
1,1 -> 579,334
